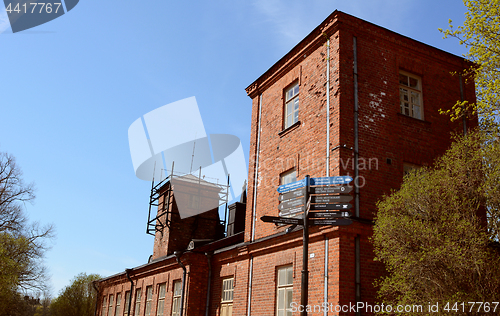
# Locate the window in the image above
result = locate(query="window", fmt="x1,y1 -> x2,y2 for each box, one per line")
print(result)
115,293 -> 121,316
124,292 -> 130,316
284,82 -> 299,129
276,266 -> 293,316
145,286 -> 153,316
220,278 -> 234,316
108,294 -> 114,316
171,281 -> 182,316
403,163 -> 420,176
280,169 -> 297,185
102,297 -> 107,316
134,289 -> 142,316
189,195 -> 200,210
399,72 -> 422,119
157,284 -> 166,316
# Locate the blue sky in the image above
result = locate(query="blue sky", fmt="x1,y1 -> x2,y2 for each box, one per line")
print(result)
0,1 -> 469,296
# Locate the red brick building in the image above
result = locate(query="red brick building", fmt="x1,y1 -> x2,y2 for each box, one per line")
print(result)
95,11 -> 476,316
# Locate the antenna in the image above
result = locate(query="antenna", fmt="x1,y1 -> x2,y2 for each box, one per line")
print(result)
189,133 -> 197,173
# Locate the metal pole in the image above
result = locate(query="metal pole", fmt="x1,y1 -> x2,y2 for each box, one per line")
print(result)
353,36 -> 362,316
224,174 -> 230,231
301,175 -> 310,316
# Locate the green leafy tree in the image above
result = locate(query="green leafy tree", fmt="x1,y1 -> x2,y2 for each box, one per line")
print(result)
50,273 -> 101,316
373,130 -> 500,315
439,0 -> 500,122
0,151 -> 54,315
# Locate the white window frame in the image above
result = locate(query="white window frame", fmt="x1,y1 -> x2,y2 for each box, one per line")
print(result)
284,82 -> 299,129
124,292 -> 130,316
134,288 -> 142,316
220,277 -> 234,316
115,293 -> 121,316
157,283 -> 166,316
108,294 -> 114,316
276,266 -> 293,316
102,296 -> 107,316
171,281 -> 182,316
145,286 -> 153,316
280,169 -> 297,185
399,71 -> 423,119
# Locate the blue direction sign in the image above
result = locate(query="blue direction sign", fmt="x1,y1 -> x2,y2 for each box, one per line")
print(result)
309,176 -> 353,186
277,178 -> 307,193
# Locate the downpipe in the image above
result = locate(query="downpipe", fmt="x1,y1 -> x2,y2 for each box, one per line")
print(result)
175,251 -> 187,316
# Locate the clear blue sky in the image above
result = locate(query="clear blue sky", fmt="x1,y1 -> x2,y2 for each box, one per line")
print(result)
0,1 -> 469,296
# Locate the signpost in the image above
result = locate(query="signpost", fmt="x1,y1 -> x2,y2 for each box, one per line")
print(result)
309,176 -> 353,186
260,216 -> 303,226
309,211 -> 352,218
278,188 -> 305,201
278,197 -> 305,210
269,175 -> 355,316
310,185 -> 352,194
310,203 -> 352,210
301,176 -> 310,316
311,195 -> 353,203
277,178 -> 307,193
310,218 -> 353,226
279,206 -> 304,217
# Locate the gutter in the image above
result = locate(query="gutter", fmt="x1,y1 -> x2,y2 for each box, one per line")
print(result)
125,269 -> 134,316
247,93 -> 262,316
204,252 -> 213,316
251,93 -> 263,242
92,281 -> 99,316
175,251 -> 187,316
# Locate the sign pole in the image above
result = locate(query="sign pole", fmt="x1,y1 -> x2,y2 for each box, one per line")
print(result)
301,175 -> 310,316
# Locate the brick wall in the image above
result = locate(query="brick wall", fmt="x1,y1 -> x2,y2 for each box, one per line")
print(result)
97,10 -> 477,316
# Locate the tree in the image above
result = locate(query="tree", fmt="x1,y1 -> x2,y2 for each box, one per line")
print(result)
372,130 -> 500,314
0,151 -> 54,315
439,0 -> 500,123
50,273 -> 102,316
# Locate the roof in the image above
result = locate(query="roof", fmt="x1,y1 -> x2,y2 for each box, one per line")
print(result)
245,10 -> 468,98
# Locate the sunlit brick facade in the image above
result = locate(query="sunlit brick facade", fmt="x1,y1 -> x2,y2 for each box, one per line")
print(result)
95,11 -> 476,316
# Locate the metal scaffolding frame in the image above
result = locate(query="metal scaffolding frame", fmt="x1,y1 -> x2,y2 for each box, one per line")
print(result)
146,165 -> 230,236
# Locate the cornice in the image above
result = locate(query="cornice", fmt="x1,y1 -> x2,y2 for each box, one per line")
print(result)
245,11 -> 341,99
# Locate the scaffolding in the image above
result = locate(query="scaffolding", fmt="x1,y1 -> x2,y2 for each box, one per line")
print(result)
146,166 -> 230,236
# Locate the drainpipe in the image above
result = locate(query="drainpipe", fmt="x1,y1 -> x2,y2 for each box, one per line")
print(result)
247,93 -> 261,316
251,93 -> 263,242
323,236 -> 329,316
125,269 -> 134,316
92,281 -> 99,316
175,251 -> 187,316
353,36 -> 361,316
326,37 -> 331,178
204,252 -> 213,316
324,33 -> 331,316
246,255 -> 253,316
